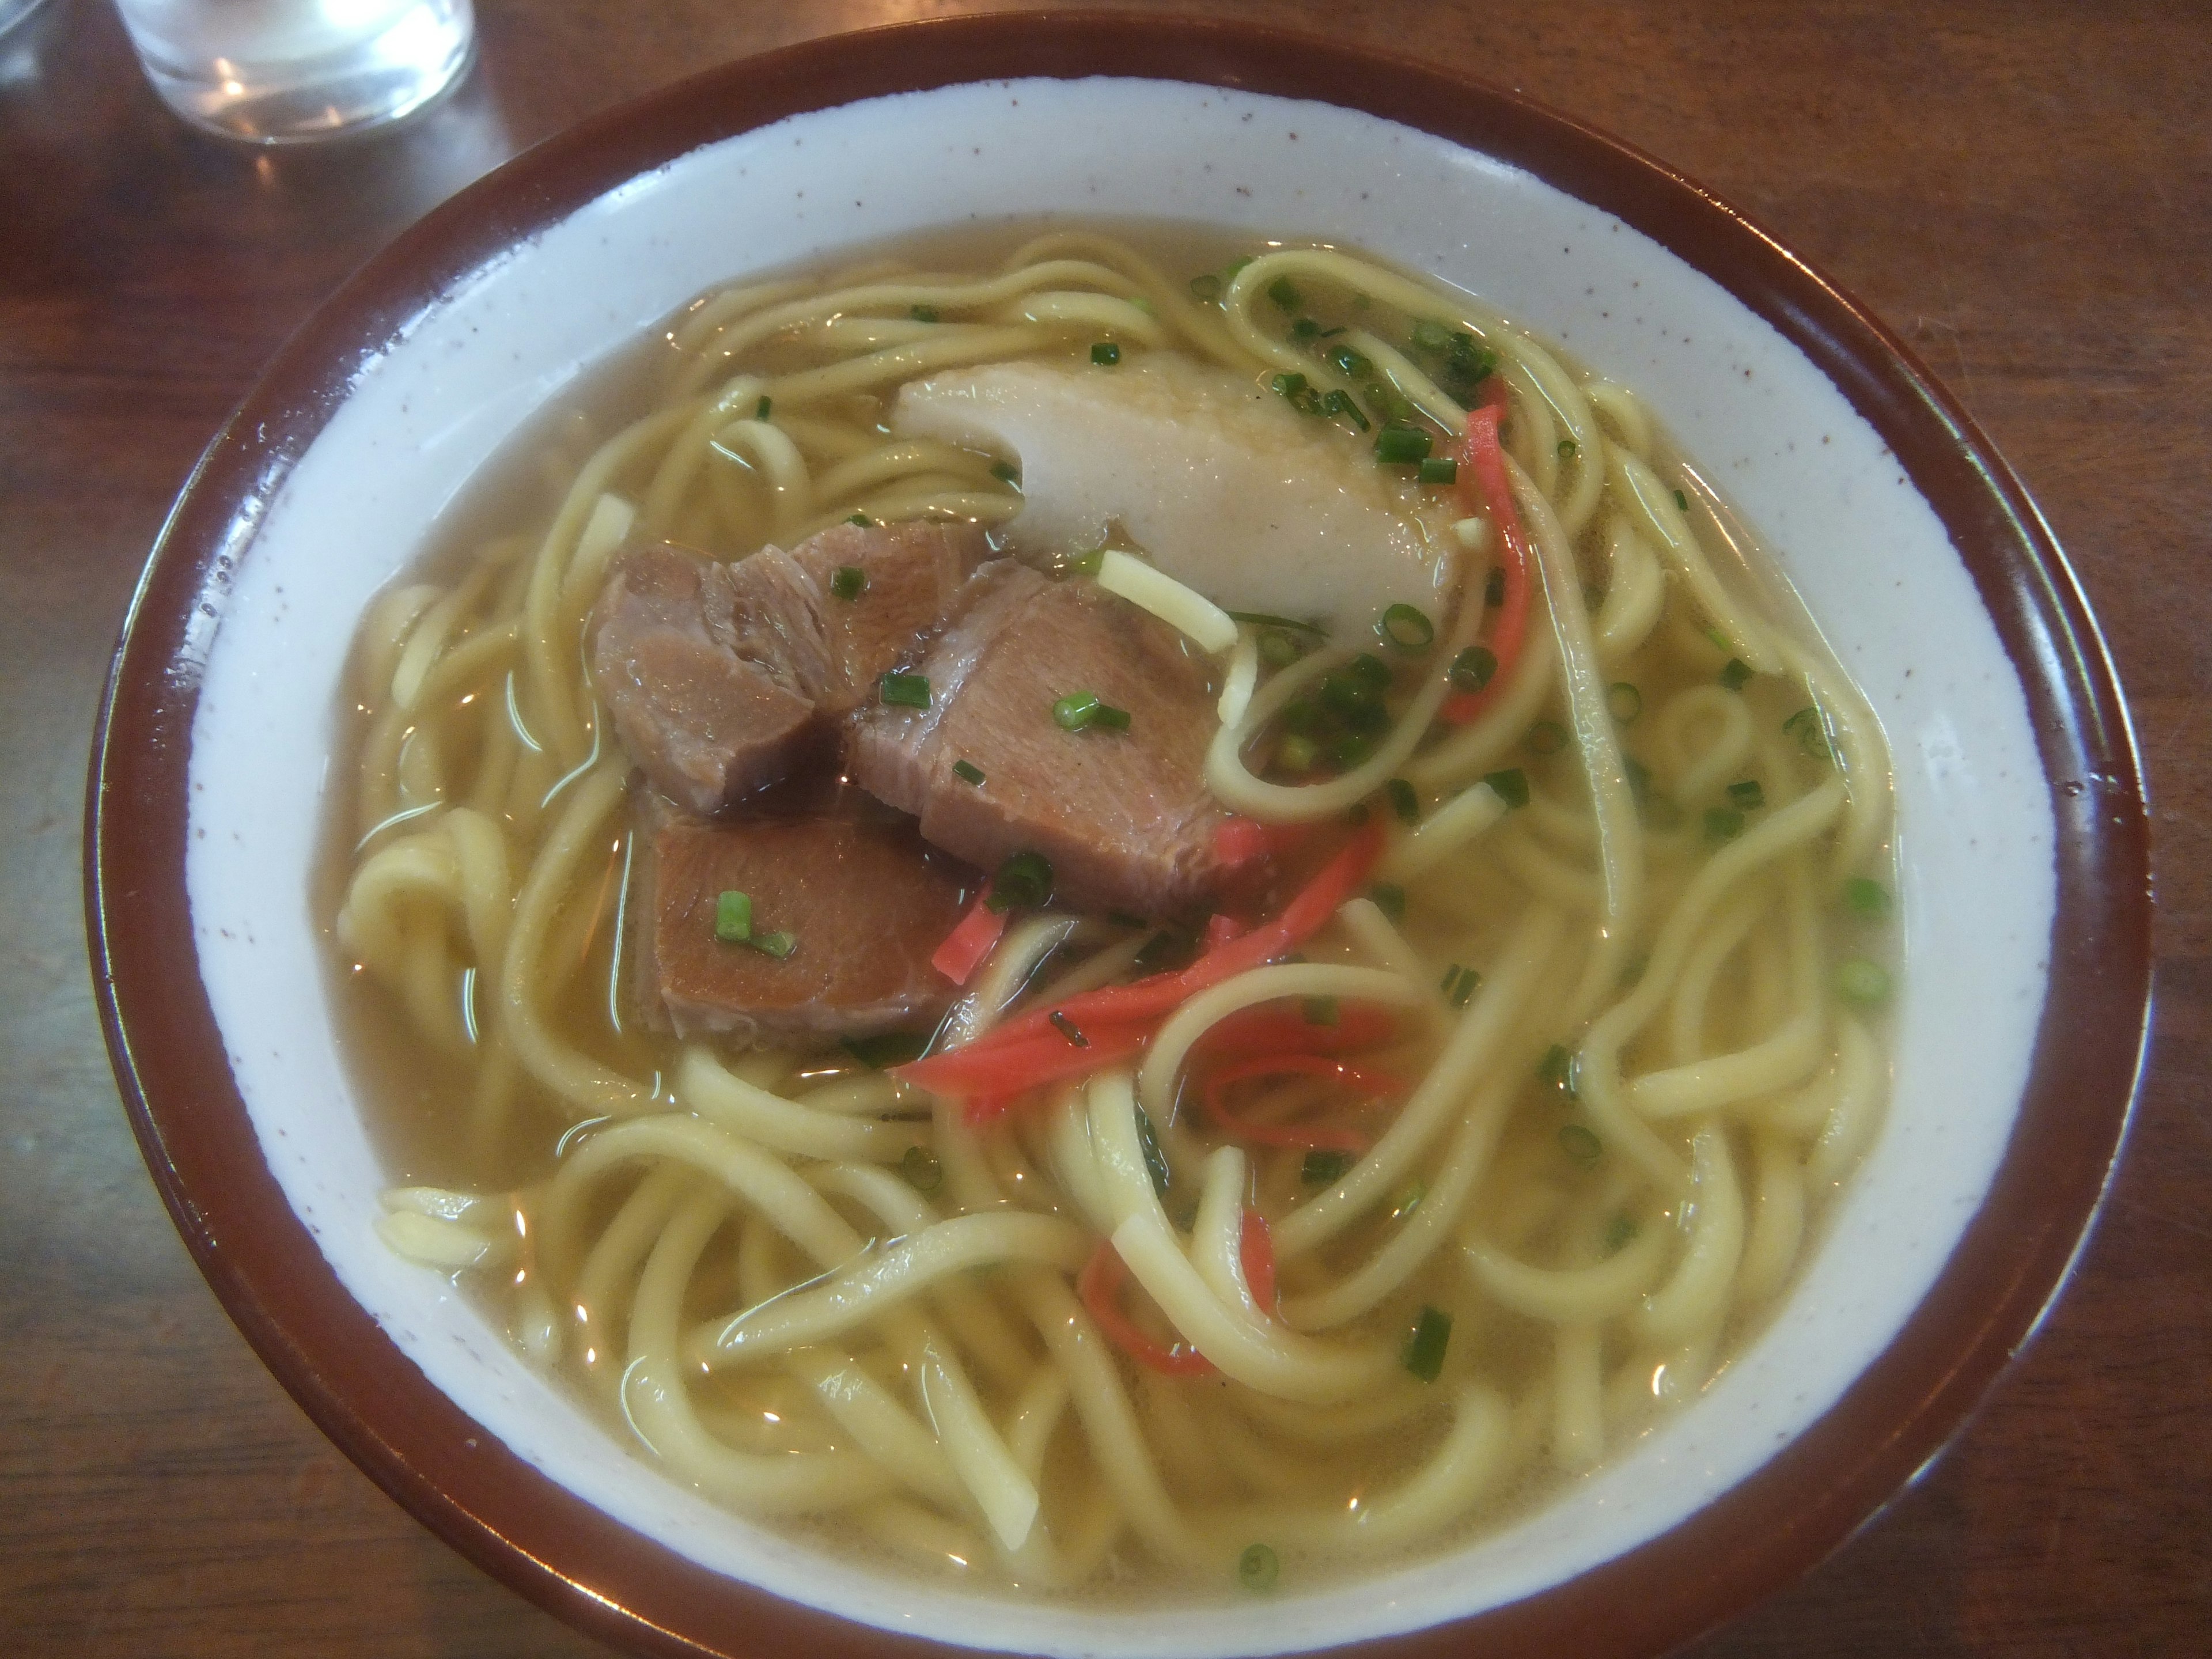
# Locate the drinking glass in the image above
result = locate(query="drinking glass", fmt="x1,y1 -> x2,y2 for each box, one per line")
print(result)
112,0 -> 475,145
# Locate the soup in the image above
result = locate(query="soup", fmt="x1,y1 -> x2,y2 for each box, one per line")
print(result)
326,224 -> 1896,1600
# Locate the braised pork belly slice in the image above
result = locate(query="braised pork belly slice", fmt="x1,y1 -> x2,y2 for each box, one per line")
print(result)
633,798 -> 976,1042
587,522 -> 986,813
846,560 -> 1233,918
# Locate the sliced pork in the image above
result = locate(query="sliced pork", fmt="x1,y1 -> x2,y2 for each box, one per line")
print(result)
847,561 -> 1233,917
588,522 -> 986,812
634,798 -> 975,1042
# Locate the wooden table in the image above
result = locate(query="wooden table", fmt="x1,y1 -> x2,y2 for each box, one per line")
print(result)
3,1 -> 2203,1653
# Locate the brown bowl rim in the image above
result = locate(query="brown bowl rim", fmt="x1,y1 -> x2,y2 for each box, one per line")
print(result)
85,12 -> 2152,1659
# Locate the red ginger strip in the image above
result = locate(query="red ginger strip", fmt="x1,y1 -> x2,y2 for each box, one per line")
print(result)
1442,393 -> 1535,725
1077,1239 -> 1215,1376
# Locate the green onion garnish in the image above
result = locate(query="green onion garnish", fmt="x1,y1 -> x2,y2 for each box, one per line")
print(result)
1052,690 -> 1130,732
1374,424 -> 1433,465
1258,630 -> 1298,667
830,565 -> 866,601
848,511 -> 873,527
1328,344 -> 1372,380
1673,488 -> 1691,512
1417,456 -> 1458,486
1784,705 -> 1832,759
1135,1106 -> 1170,1195
1228,610 -> 1327,635
1267,275 -> 1302,312
952,759 -> 986,786
1604,1213 -> 1640,1255
754,395 -> 772,421
1441,964 -> 1480,1007
1238,1543 -> 1280,1592
879,671 -> 930,709
1188,272 -> 1222,303
1705,806 -> 1746,842
1726,779 -> 1766,810
1402,1306 -> 1452,1381
991,460 -> 1021,487
714,890 -> 752,943
841,1030 -> 930,1069
900,1145 -> 943,1192
1050,1009 -> 1090,1048
1719,657 -> 1755,691
986,850 -> 1054,911
1449,645 -> 1497,693
1379,603 -> 1434,653
1558,438 -> 1578,459
1537,1044 -> 1575,1091
1843,876 -> 1892,917
1368,881 -> 1406,922
910,303 -> 939,323
1607,682 -> 1642,723
1290,317 -> 1321,339
1366,382 -> 1418,423
1391,1181 -> 1426,1221
1303,996 -> 1339,1027
1484,768 -> 1530,808
1528,720 -> 1569,755
1301,1149 -> 1355,1185
750,930 -> 797,959
1836,959 -> 1891,1005
1347,652 -> 1393,691
1276,733 -> 1319,774
1319,387 -> 1370,430
1331,733 -> 1376,770
1558,1123 -> 1603,1167
1410,320 -> 1452,354
1387,777 -> 1419,823
1090,341 -> 1121,366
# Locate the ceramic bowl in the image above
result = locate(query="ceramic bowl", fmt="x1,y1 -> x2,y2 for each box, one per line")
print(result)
87,15 -> 2150,1659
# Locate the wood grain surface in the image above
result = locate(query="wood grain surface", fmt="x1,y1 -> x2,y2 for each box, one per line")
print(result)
2,1 -> 2203,1653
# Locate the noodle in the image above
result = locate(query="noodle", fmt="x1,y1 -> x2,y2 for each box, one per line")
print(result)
331,223 -> 1897,1600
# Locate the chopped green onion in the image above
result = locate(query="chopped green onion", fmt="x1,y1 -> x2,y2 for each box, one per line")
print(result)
910,303 -> 939,323
1331,734 -> 1376,770
1347,653 -> 1393,691
1603,1213 -> 1640,1255
1094,703 -> 1131,731
1379,603 -> 1435,653
1273,370 -> 1308,398
1705,627 -> 1732,653
1484,767 -> 1531,808
1319,388 -> 1370,430
1441,964 -> 1480,1007
1558,1123 -> 1603,1167
900,1145 -> 943,1192
1365,382 -> 1418,423
1410,319 -> 1453,354
1267,275 -> 1302,312
1188,272 -> 1222,303
753,395 -> 772,421
1050,1009 -> 1090,1049
1726,779 -> 1766,810
1290,317 -> 1321,340
1228,609 -> 1327,635
952,759 -> 986,786
1606,682 -> 1643,723
1449,645 -> 1497,693
1052,690 -> 1129,732
1390,1181 -> 1426,1221
1719,657 -> 1755,691
1402,1306 -> 1452,1381
1090,341 -> 1121,366
1558,438 -> 1579,459
986,851 -> 1054,911
1301,1149 -> 1354,1185
714,890 -> 752,944
1387,777 -> 1419,823
1485,568 -> 1506,608
1836,958 -> 1892,1005
1316,324 -> 1344,338
1368,881 -> 1407,922
830,565 -> 866,601
750,930 -> 797,960
879,671 -> 930,709
842,1030 -> 929,1069
1374,424 -> 1433,465
1705,806 -> 1746,842
1302,996 -> 1339,1027
1237,1543 -> 1280,1592
1417,456 -> 1459,487
1537,1044 -> 1575,1093
847,511 -> 873,527
990,460 -> 1021,487
1843,876 -> 1892,917
1784,705 -> 1832,759
1129,1104 -> 1165,1192
1673,488 -> 1691,512
1221,256 -> 1253,283
1275,733 -> 1320,774
1328,344 -> 1372,380
1259,630 -> 1298,667
1527,721 -> 1569,755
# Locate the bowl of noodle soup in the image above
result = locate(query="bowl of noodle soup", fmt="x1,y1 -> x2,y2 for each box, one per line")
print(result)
88,16 -> 2149,1659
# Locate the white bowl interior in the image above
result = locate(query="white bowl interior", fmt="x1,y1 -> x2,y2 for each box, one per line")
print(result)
183,77 -> 2054,1657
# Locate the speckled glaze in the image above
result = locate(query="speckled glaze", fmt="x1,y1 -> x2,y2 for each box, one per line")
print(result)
86,16 -> 2150,1659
